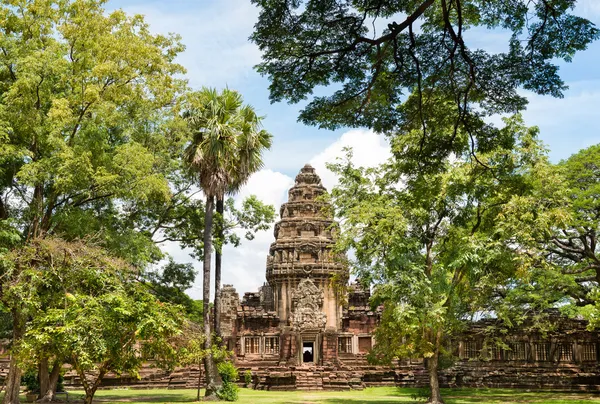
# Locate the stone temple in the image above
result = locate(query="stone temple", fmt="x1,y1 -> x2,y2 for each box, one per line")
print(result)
219,164 -> 376,371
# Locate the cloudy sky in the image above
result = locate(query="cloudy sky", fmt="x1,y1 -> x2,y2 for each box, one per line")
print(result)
110,0 -> 600,299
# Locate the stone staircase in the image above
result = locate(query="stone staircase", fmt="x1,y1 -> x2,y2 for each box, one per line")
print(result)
248,365 -> 373,391
295,368 -> 324,391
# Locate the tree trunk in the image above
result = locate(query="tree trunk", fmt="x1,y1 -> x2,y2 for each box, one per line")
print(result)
3,355 -> 21,404
84,387 -> 98,404
39,360 -> 61,402
213,197 -> 224,339
197,360 -> 202,401
427,330 -> 444,404
3,310 -> 24,404
38,357 -> 49,400
202,196 -> 220,398
77,363 -> 107,404
27,184 -> 43,240
0,197 -> 8,220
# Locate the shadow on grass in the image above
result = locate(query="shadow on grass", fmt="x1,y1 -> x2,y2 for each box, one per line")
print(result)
95,395 -> 192,403
322,400 -> 413,404
319,388 -> 600,404
67,392 -> 196,403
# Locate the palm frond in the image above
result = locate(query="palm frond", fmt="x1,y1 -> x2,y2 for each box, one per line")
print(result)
182,88 -> 271,197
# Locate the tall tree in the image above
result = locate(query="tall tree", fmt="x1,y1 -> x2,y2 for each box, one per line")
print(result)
328,115 -> 545,403
251,0 -> 598,164
183,87 -> 272,398
214,110 -> 273,336
0,1 -> 187,402
144,258 -> 203,323
495,144 -> 600,329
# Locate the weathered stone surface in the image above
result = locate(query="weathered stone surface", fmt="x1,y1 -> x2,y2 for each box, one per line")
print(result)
266,164 -> 346,330
291,278 -> 327,331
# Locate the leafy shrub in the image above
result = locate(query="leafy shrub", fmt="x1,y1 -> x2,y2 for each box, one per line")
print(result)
217,382 -> 239,402
217,361 -> 239,383
57,374 -> 65,392
244,370 -> 252,387
21,370 -> 39,393
410,387 -> 430,402
216,361 -> 239,401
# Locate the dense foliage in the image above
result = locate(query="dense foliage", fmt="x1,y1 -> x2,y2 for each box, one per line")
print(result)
252,0 -> 598,169
0,1 -> 190,401
495,144 -> 600,330
216,361 -> 240,402
0,2 -> 273,403
328,115 -> 546,403
2,238 -> 183,404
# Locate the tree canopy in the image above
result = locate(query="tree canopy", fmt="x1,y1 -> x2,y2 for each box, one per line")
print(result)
252,0 -> 598,166
182,87 -> 273,399
0,2 -> 191,401
328,115 -> 546,403
5,238 -> 183,404
0,0 -> 188,262
495,143 -> 600,330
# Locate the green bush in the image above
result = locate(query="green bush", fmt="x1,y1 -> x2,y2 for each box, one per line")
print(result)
21,370 -> 39,393
20,369 -> 65,394
217,382 -> 238,402
216,361 -> 239,401
244,370 -> 252,387
57,374 -> 65,392
217,361 -> 238,383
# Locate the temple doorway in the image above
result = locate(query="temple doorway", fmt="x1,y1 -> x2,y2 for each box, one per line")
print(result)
302,342 -> 314,363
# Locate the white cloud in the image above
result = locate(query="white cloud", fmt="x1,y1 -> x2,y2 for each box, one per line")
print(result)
522,84 -> 600,125
522,84 -> 600,160
309,129 -> 392,190
181,129 -> 391,300
234,169 -> 295,208
484,80 -> 600,161
215,170 -> 294,299
180,170 -> 294,300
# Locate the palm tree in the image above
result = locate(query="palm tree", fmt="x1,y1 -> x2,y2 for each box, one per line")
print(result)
214,105 -> 272,337
183,88 -> 271,398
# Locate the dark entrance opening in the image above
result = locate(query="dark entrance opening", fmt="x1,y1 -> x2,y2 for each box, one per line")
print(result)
302,342 -> 314,363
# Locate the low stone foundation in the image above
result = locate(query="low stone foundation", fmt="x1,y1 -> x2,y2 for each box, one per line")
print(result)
3,355 -> 600,392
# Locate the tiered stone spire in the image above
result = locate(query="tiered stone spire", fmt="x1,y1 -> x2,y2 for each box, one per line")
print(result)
266,164 -> 347,329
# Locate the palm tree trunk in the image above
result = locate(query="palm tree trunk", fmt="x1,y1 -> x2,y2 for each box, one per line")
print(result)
202,195 -> 219,398
197,360 -> 202,401
213,197 -> 224,339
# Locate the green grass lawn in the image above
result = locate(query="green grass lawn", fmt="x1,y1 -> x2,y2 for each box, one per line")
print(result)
4,387 -> 600,403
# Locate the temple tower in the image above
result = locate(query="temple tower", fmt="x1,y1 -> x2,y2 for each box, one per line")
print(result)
265,164 -> 347,331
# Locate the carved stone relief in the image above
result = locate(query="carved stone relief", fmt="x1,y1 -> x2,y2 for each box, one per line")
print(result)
291,278 -> 326,330
298,242 -> 317,254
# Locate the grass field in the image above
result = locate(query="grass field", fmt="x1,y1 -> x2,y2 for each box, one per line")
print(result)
4,387 -> 600,403
3,387 -> 600,404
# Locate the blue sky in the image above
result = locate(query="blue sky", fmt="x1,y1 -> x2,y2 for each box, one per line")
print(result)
108,0 -> 600,297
